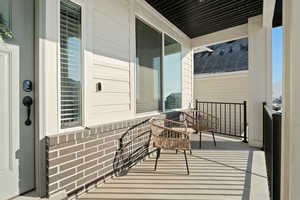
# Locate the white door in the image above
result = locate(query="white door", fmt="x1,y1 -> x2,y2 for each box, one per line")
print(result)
0,0 -> 35,199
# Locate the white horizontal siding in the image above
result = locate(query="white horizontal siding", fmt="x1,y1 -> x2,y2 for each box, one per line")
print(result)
182,50 -> 193,108
93,55 -> 130,71
85,0 -> 192,126
40,0 -> 193,133
86,0 -> 132,125
91,67 -> 129,82
194,71 -> 249,103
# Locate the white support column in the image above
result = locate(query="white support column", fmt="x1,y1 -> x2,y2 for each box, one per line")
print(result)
41,0 -> 60,135
263,0 -> 276,28
281,0 -> 300,199
247,15 -> 272,148
35,0 -> 60,196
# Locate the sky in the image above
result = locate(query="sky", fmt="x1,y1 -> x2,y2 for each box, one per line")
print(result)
272,27 -> 283,83
272,26 -> 283,99
164,53 -> 181,98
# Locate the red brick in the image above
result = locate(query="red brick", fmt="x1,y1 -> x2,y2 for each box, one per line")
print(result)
49,183 -> 58,193
59,144 -> 84,156
48,151 -> 58,159
85,151 -> 104,162
77,173 -> 97,186
60,158 -> 84,172
85,164 -> 103,176
49,167 -> 58,176
77,147 -> 97,158
85,139 -> 103,149
49,168 -> 76,184
60,172 -> 84,187
65,183 -> 76,192
49,153 -> 76,167
77,160 -> 97,172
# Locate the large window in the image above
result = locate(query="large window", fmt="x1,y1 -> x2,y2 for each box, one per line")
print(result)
164,35 -> 182,110
135,18 -> 182,113
136,19 -> 162,113
60,0 -> 82,129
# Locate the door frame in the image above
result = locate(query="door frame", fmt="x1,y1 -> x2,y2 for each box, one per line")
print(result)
34,0 -> 46,197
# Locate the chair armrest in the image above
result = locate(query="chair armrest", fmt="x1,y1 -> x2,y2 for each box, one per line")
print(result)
181,109 -> 220,130
150,118 -> 192,150
150,118 -> 190,138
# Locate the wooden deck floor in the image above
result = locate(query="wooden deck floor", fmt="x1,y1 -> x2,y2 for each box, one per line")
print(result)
79,134 -> 269,200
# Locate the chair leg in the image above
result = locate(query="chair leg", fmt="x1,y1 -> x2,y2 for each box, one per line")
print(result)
184,150 -> 190,175
148,148 -> 151,158
154,148 -> 161,171
199,131 -> 202,149
212,131 -> 216,146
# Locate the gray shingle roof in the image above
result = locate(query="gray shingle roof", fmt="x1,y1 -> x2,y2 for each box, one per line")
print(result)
194,38 -> 248,74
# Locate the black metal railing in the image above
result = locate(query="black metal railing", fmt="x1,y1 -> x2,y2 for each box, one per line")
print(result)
113,119 -> 152,177
195,100 -> 247,142
263,102 -> 282,200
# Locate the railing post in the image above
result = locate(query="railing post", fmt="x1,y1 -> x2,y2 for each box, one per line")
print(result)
242,101 -> 248,143
272,112 -> 282,200
262,102 -> 267,150
195,100 -> 198,124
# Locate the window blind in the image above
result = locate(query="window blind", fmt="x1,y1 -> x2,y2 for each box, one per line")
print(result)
60,0 -> 82,129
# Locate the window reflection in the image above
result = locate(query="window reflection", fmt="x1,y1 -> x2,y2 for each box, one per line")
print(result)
0,0 -> 10,27
136,19 -> 162,113
164,35 -> 182,110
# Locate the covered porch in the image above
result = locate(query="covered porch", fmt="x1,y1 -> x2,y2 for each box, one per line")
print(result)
5,0 -> 285,199
79,134 -> 269,200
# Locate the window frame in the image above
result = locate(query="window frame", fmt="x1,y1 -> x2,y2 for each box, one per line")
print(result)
58,0 -> 86,132
134,16 -> 183,115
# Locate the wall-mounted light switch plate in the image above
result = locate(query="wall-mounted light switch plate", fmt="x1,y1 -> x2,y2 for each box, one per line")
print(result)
96,82 -> 102,92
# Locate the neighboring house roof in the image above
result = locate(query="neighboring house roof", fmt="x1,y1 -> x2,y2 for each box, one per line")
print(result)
194,38 -> 248,74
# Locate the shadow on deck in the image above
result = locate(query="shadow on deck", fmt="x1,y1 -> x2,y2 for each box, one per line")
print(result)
79,134 -> 269,200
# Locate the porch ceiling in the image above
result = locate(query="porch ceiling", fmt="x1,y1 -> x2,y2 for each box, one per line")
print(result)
145,0 -> 282,38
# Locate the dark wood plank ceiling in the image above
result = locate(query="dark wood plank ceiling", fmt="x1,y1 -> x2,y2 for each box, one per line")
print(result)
145,0 -> 282,38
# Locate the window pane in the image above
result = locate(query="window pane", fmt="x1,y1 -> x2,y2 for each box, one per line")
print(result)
136,19 -> 162,113
60,0 -> 82,129
0,0 -> 10,27
164,35 -> 182,110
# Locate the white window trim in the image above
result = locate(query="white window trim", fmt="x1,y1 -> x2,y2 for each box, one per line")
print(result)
57,0 -> 87,132
134,15 -> 183,117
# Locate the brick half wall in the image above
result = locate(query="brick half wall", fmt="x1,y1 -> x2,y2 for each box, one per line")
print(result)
46,112 -> 179,197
